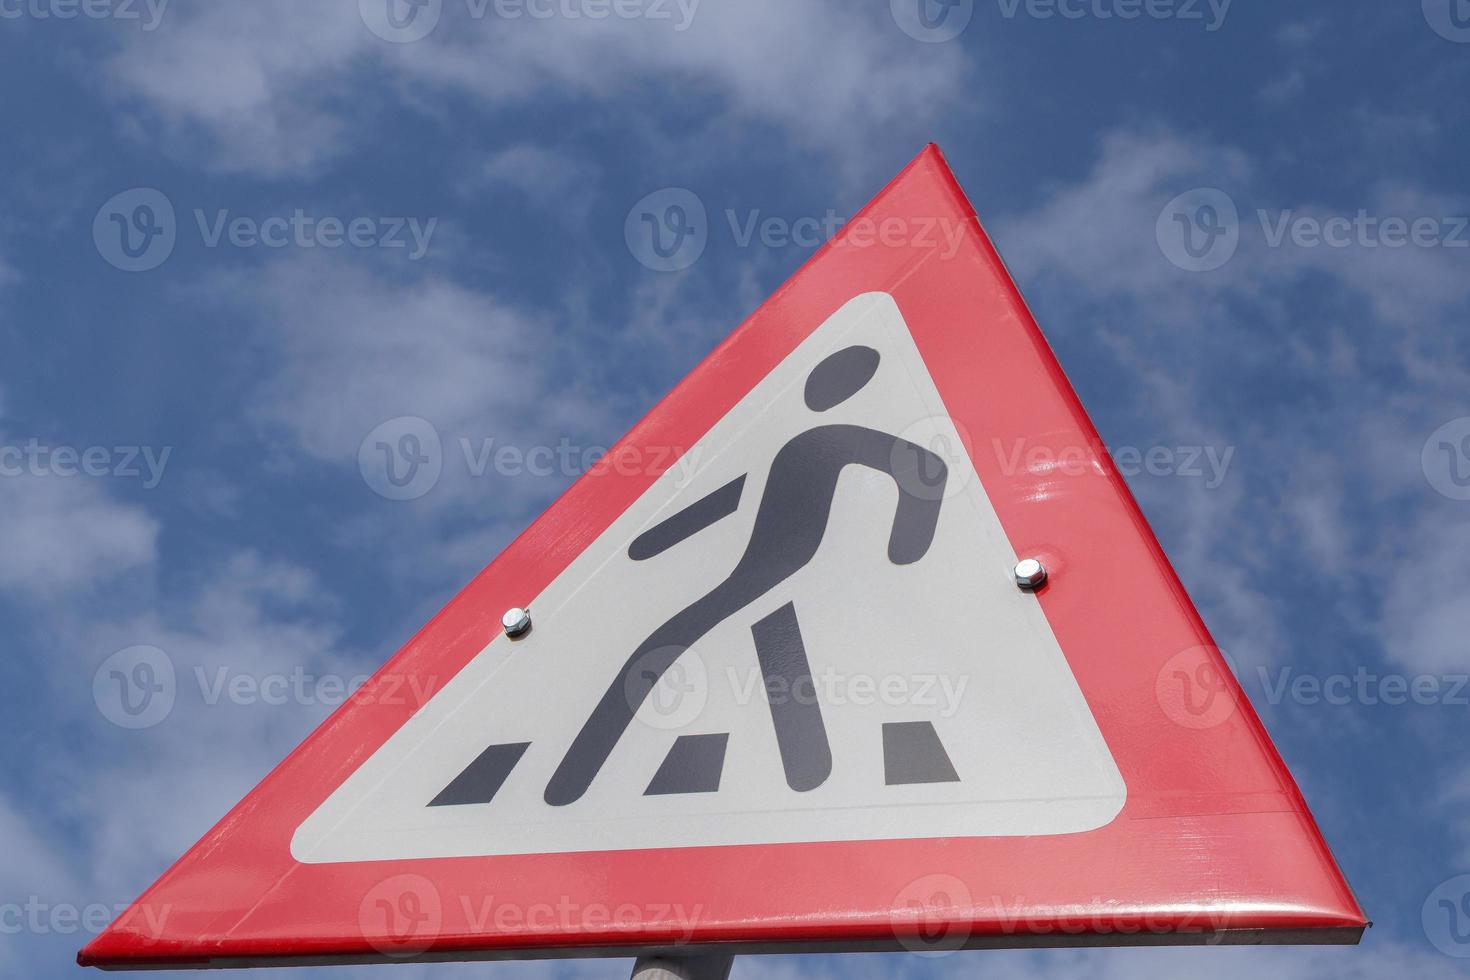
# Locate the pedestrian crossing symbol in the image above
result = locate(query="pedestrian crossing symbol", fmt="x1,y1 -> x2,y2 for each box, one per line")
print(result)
292,292 -> 1126,862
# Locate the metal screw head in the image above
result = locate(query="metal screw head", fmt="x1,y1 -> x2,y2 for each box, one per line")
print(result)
1014,558 -> 1047,591
501,607 -> 532,638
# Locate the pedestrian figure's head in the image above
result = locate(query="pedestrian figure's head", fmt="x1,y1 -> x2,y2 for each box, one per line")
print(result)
805,345 -> 880,412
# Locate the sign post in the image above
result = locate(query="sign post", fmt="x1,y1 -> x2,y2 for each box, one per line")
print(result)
631,955 -> 735,980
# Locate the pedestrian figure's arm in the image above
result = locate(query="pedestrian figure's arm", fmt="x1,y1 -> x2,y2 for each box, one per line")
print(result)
628,475 -> 746,561
874,436 -> 947,566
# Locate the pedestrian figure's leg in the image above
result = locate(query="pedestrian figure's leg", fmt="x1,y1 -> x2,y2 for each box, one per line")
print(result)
545,594 -> 728,806
751,602 -> 832,792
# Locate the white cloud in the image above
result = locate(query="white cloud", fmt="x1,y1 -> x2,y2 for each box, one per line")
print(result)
176,252 -> 614,598
102,3 -> 359,176
1443,765 -> 1470,864
0,471 -> 157,600
1260,68 -> 1307,104
1258,20 -> 1322,104
6,532 -> 624,977
732,941 -> 1468,980
1280,458 -> 1352,575
1257,184 -> 1470,330
1380,519 -> 1470,677
66,551 -> 354,897
0,796 -> 84,975
995,126 -> 1470,675
995,127 -> 1254,321
101,0 -> 968,178
472,144 -> 599,209
965,943 -> 1460,980
229,254 -> 592,473
0,795 -> 78,902
461,144 -> 604,239
997,128 -> 1470,334
1275,19 -> 1326,47
0,540 -> 365,974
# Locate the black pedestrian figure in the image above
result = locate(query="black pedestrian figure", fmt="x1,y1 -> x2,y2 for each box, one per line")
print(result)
544,345 -> 949,806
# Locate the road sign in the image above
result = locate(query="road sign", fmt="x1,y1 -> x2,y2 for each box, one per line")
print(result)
80,146 -> 1366,970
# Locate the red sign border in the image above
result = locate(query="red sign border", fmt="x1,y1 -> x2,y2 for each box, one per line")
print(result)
81,145 -> 1365,970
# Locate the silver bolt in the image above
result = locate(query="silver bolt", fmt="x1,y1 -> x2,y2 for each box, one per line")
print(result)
501,606 -> 532,638
1014,558 -> 1047,591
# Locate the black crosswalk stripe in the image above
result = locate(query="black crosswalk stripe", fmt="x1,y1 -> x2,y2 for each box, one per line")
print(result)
644,733 -> 730,796
881,721 -> 960,786
428,720 -> 960,806
428,742 -> 530,807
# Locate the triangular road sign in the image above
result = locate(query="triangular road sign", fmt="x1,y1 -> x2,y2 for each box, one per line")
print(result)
81,146 -> 1365,970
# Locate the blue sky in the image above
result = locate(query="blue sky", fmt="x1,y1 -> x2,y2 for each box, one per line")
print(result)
2,0 -> 1469,977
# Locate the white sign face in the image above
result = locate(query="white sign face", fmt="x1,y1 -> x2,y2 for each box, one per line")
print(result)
293,293 -> 1126,863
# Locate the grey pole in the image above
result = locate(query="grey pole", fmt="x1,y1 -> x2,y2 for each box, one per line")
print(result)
629,954 -> 735,980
